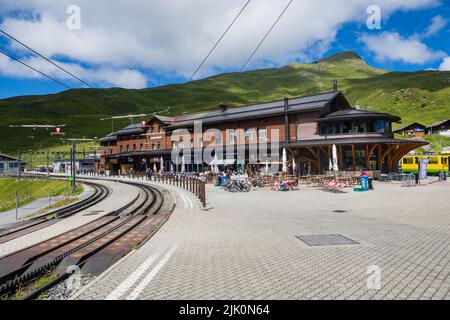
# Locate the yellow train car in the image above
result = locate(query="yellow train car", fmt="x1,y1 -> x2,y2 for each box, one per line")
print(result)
401,155 -> 449,174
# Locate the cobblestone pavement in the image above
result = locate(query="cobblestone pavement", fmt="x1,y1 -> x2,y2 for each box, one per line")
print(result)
76,180 -> 450,300
0,180 -> 139,258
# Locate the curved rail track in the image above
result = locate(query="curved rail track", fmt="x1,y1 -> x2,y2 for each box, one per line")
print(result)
0,180 -> 110,244
0,179 -> 170,300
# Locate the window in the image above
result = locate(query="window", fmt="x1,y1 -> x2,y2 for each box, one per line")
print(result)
133,144 -> 136,151
354,121 -> 365,133
140,144 -> 143,151
120,145 -> 123,153
157,142 -> 161,150
258,128 -> 267,139
245,128 -> 254,140
442,157 -> 448,165
429,157 -> 438,164
342,121 -> 352,134
375,120 -> 385,133
126,145 -> 129,152
229,130 -> 236,144
403,157 -> 414,165
366,120 -> 375,133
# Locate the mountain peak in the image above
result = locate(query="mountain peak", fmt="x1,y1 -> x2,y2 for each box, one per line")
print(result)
319,51 -> 364,63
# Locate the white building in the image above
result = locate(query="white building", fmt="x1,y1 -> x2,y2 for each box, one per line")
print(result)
0,153 -> 22,175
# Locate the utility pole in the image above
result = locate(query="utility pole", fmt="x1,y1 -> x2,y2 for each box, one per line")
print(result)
17,150 -> 22,181
71,141 -> 77,193
46,149 -> 50,178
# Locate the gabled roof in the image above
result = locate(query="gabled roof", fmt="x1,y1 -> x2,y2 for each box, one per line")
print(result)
100,91 -> 349,139
167,91 -> 346,128
393,122 -> 426,133
426,119 -> 450,129
0,153 -> 20,161
114,123 -> 146,136
318,108 -> 401,122
99,133 -> 118,143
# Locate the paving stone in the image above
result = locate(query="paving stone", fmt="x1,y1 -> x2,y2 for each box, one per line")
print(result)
74,180 -> 449,300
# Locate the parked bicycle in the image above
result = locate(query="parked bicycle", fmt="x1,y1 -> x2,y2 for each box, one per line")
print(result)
224,179 -> 251,192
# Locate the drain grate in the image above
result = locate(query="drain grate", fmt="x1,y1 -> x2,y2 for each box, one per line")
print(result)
295,234 -> 359,246
333,210 -> 347,213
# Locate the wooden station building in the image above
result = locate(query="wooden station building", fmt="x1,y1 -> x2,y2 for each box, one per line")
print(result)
99,91 -> 427,175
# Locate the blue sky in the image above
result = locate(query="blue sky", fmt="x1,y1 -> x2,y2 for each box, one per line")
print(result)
0,0 -> 449,99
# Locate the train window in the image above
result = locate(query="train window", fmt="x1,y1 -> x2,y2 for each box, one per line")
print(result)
403,158 -> 414,164
442,157 -> 448,165
429,157 -> 438,164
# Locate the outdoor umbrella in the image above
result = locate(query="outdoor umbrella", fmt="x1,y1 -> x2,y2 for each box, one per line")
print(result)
170,162 -> 174,173
214,153 -> 219,174
332,144 -> 339,171
292,159 -> 297,176
153,162 -> 157,172
329,159 -> 333,171
181,155 -> 185,173
282,148 -> 287,174
265,160 -> 269,175
160,156 -> 164,173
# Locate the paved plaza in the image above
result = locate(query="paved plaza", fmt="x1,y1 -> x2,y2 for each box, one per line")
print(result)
75,179 -> 450,300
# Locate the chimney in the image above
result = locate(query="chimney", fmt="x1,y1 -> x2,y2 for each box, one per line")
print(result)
219,102 -> 228,112
333,80 -> 338,92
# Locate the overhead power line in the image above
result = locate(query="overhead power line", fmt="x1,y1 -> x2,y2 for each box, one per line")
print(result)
189,0 -> 252,81
0,49 -> 72,89
0,29 -> 93,88
240,0 -> 293,72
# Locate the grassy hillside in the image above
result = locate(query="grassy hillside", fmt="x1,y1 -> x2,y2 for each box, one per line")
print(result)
0,50 -> 449,155
0,178 -> 82,212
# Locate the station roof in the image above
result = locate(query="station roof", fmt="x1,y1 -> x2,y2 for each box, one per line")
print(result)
165,91 -> 347,128
317,108 -> 401,123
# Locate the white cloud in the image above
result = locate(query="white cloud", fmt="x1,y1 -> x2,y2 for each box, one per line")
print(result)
360,31 -> 445,64
423,15 -> 447,38
0,54 -> 147,88
0,0 -> 441,84
439,57 -> 450,71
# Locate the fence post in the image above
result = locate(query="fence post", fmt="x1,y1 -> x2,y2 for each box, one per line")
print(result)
15,191 -> 19,220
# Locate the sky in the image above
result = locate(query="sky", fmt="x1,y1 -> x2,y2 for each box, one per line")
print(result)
0,0 -> 449,99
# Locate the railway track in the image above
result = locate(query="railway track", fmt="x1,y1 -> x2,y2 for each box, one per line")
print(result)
0,179 -> 170,300
0,180 -> 110,244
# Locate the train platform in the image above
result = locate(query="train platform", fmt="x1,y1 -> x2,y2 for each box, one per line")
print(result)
0,179 -> 140,258
74,179 -> 450,300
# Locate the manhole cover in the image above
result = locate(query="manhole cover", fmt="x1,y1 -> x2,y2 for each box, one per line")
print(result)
295,234 -> 359,246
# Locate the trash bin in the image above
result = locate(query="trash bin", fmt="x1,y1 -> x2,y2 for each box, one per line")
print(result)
368,177 -> 374,190
220,176 -> 228,186
360,175 -> 369,191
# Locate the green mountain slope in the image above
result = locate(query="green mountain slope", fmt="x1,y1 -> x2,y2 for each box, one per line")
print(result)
0,50 -> 449,154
